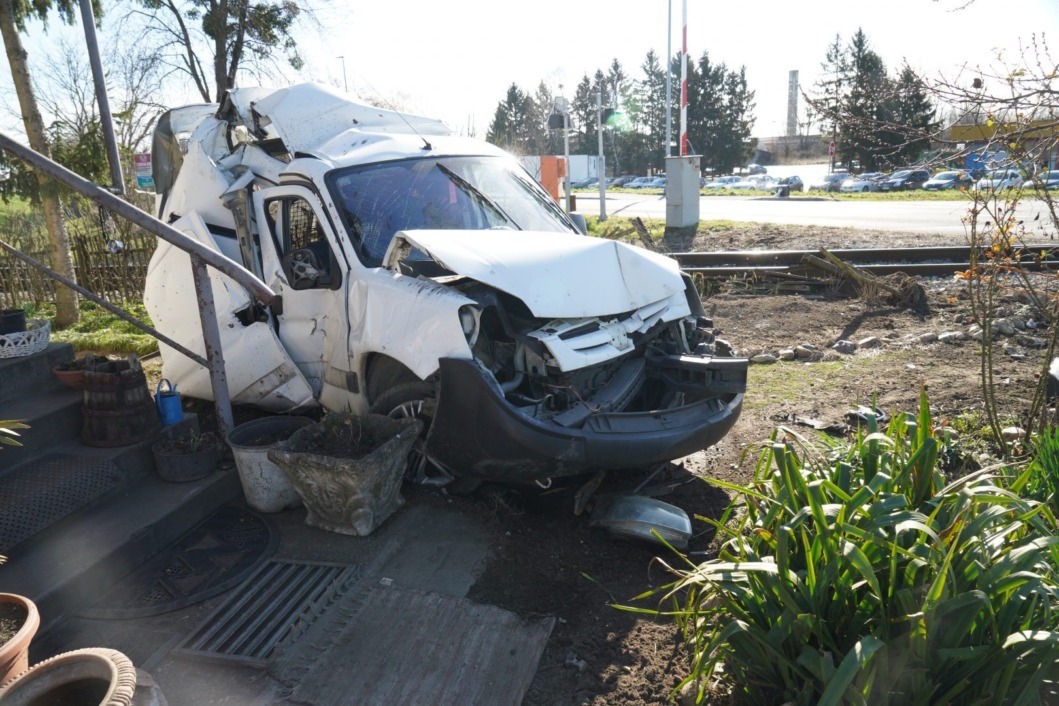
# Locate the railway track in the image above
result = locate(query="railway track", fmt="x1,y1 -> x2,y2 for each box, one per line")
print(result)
672,244 -> 1059,278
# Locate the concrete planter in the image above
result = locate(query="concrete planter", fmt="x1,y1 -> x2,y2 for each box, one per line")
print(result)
269,414 -> 422,536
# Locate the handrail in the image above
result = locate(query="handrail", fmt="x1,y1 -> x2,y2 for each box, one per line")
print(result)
0,133 -> 276,304
0,132 -> 276,439
0,239 -> 208,367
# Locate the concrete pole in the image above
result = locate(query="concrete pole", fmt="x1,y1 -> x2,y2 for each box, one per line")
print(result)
78,0 -> 124,195
597,89 -> 606,222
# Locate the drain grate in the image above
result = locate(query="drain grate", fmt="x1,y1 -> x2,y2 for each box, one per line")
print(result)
0,454 -> 123,553
174,560 -> 359,665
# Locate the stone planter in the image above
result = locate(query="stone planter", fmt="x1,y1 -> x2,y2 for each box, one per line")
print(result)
269,414 -> 423,536
0,593 -> 38,685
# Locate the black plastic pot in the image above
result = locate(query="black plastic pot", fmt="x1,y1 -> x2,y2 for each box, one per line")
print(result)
152,436 -> 222,482
0,309 -> 26,335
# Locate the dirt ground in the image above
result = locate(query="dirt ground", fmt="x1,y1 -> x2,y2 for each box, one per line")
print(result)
459,222 -> 1049,706
140,222 -> 1048,705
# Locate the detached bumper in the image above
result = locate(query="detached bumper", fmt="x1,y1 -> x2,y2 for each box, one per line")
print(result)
427,357 -> 744,483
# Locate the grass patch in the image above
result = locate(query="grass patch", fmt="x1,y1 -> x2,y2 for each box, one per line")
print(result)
37,300 -> 159,356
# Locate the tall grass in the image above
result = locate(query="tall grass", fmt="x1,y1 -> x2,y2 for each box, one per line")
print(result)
639,390 -> 1059,705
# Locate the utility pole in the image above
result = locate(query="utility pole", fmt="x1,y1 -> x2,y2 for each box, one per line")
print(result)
597,89 -> 607,222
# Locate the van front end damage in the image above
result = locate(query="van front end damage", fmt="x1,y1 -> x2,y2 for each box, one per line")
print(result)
428,354 -> 745,483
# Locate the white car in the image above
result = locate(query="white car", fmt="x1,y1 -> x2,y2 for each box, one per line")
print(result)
839,173 -> 886,193
704,176 -> 741,190
975,169 -> 1024,190
143,83 -> 747,487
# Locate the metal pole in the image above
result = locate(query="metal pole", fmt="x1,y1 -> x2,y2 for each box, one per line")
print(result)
190,255 -> 235,440
0,132 -> 277,304
78,0 -> 124,195
665,0 -> 672,163
597,89 -> 607,222
563,113 -> 571,214
338,56 -> 348,93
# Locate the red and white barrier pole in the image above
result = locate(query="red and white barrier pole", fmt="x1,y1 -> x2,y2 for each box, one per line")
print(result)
680,0 -> 688,156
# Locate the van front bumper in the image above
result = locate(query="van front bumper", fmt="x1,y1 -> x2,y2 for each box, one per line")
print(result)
426,357 -> 745,483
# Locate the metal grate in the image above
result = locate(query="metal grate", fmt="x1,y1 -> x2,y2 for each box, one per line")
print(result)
175,560 -> 359,664
0,454 -> 122,553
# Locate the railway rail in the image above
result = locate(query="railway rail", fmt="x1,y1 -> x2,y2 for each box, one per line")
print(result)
672,244 -> 1059,279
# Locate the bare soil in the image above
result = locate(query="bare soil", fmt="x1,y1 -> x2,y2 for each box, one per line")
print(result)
457,223 -> 1046,706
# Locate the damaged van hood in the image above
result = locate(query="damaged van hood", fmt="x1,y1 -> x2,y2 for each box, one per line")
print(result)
385,230 -> 685,319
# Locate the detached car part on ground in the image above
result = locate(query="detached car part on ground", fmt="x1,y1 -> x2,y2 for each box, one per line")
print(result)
144,83 -> 747,492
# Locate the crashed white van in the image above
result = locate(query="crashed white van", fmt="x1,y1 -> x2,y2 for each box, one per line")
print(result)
145,83 -> 746,486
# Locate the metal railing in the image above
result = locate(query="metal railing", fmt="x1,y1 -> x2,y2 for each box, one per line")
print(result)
0,132 -> 279,440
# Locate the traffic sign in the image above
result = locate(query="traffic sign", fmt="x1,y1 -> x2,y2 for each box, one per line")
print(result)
829,141 -> 836,157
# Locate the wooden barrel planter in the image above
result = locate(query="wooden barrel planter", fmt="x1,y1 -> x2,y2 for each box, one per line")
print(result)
81,355 -> 161,448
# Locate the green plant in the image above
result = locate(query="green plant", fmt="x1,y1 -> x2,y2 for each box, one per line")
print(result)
1017,425 -> 1059,518
0,419 -> 28,448
154,430 -> 219,455
638,390 -> 1059,705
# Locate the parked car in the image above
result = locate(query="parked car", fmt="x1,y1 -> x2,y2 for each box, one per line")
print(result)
730,175 -> 778,191
975,169 -> 1024,190
1034,170 -> 1059,190
143,82 -> 748,487
746,164 -> 767,175
625,177 -> 654,189
839,173 -> 887,193
879,169 -> 931,191
609,175 -> 637,187
704,176 -> 741,190
921,171 -> 974,191
777,176 -> 804,192
807,173 -> 847,192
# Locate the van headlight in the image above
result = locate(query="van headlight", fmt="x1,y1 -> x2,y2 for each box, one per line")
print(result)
458,305 -> 479,345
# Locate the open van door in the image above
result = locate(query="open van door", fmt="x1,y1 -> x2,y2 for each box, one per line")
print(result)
144,212 -> 316,411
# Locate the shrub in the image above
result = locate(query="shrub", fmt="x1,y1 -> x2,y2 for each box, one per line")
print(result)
650,391 -> 1059,705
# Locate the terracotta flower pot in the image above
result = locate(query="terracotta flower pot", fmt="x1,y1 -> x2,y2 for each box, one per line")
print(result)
0,593 -> 39,685
0,647 -> 138,705
52,367 -> 87,390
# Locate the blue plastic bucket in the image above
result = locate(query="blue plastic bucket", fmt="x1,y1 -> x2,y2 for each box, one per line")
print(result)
156,379 -> 182,426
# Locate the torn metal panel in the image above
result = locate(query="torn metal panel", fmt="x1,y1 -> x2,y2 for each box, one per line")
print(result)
385,230 -> 687,319
144,213 -> 315,410
248,83 -> 450,155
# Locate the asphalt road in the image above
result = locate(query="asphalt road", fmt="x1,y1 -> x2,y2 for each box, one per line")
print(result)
577,192 -> 1056,236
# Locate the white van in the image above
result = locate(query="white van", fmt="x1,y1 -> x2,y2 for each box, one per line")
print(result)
144,83 -> 746,486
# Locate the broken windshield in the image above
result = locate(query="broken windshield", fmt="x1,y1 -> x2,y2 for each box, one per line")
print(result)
327,156 -> 575,266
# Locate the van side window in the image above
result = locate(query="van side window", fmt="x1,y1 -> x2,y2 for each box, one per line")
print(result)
264,196 -> 341,290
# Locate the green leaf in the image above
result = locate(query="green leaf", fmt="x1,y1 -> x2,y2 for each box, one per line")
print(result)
816,635 -> 885,706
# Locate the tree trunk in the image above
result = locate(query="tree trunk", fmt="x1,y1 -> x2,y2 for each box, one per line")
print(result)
0,0 -> 79,327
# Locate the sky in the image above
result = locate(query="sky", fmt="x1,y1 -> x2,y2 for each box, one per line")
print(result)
1,0 -> 1057,142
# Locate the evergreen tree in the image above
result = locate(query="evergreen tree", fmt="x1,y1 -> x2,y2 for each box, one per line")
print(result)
839,28 -> 888,170
485,83 -> 534,155
886,67 -> 937,166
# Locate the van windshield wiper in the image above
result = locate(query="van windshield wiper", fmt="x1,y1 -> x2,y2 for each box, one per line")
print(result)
434,163 -> 520,229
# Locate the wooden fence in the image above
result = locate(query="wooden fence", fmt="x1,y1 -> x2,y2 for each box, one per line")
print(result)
0,205 -> 155,309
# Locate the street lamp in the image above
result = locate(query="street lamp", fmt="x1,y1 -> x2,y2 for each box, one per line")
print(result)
337,56 -> 348,93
